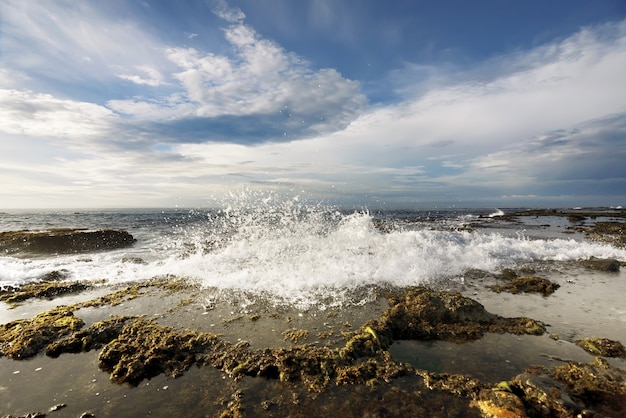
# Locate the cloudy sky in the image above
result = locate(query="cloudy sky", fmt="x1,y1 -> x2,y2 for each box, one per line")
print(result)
1,0 -> 625,209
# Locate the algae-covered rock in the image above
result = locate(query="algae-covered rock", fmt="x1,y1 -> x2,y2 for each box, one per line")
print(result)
370,287 -> 546,344
575,337 -> 626,358
489,276 -> 560,296
98,319 -> 220,385
0,306 -> 84,359
0,228 -> 136,255
46,315 -> 136,357
512,358 -> 626,417
471,388 -> 527,418
0,279 -> 91,304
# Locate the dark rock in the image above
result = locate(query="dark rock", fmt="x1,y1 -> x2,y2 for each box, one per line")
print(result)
579,257 -> 620,272
46,316 -> 135,357
0,228 -> 136,255
489,276 -> 560,296
0,280 -> 91,303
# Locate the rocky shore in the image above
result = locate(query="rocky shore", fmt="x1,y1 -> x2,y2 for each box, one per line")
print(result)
1,269 -> 625,417
1,215 -> 626,417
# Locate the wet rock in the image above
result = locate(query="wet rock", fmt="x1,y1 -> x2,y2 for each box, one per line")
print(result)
512,358 -> 626,417
368,287 -> 546,345
46,315 -> 135,357
471,388 -> 527,418
0,307 -> 84,359
0,228 -> 136,255
514,371 -> 581,416
489,276 -> 560,296
499,268 -> 518,280
0,280 -> 91,304
575,337 -> 626,358
579,256 -> 620,272
98,318 -> 220,385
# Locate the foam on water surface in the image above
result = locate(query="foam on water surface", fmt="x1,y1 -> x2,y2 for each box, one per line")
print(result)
1,199 -> 625,308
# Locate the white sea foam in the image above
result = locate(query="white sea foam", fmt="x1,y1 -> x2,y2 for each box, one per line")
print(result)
488,209 -> 505,217
1,204 -> 625,308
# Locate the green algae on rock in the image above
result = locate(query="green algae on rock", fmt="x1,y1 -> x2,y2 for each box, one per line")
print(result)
489,276 -> 560,296
575,337 -> 626,358
0,306 -> 84,359
0,279 -> 91,304
46,315 -> 136,358
368,287 -> 546,344
98,318 -> 220,385
511,357 -> 626,417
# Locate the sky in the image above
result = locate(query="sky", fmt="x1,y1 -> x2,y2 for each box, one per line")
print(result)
1,0 -> 625,209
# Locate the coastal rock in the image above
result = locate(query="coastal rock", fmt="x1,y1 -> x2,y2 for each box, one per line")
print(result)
512,358 -> 626,417
579,256 -> 620,272
367,287 -> 546,345
0,279 -> 91,303
0,228 -> 136,255
46,315 -> 135,357
575,337 -> 626,358
471,388 -> 527,418
0,307 -> 84,359
98,318 -> 220,385
489,276 -> 560,296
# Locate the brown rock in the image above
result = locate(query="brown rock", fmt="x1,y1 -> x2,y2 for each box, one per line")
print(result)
579,257 -> 620,272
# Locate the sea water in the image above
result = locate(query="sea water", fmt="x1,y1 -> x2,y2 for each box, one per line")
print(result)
1,197 -> 625,310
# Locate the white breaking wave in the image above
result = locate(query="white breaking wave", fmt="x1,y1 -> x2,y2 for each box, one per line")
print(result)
1,207 -> 625,308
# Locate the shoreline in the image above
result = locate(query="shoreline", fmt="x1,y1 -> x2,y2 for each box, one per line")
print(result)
1,209 -> 626,417
1,265 -> 625,417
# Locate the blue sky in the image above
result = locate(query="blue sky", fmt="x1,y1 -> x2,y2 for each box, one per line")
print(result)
1,0 -> 625,208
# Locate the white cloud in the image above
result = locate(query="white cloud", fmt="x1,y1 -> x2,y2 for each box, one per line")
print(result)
0,0 -> 172,86
117,66 -> 167,87
210,0 -> 246,23
111,21 -> 365,138
0,89 -> 117,138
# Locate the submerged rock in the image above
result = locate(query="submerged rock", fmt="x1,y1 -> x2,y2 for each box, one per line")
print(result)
0,228 -> 136,255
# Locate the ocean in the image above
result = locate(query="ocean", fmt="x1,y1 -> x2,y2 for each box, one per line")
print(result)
2,199 -> 625,310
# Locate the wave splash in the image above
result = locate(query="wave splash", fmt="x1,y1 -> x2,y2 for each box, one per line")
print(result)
1,195 -> 625,308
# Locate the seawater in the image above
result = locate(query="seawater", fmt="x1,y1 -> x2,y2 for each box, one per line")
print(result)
1,199 -> 625,309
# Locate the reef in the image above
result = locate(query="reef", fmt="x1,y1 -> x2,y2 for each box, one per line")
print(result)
2,280 -> 626,417
0,228 -> 135,255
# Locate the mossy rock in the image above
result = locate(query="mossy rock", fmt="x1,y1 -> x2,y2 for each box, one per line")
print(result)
489,276 -> 560,296
575,337 -> 626,358
0,307 -> 84,359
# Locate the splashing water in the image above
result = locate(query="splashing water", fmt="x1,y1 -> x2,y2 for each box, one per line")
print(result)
1,195 -> 625,308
